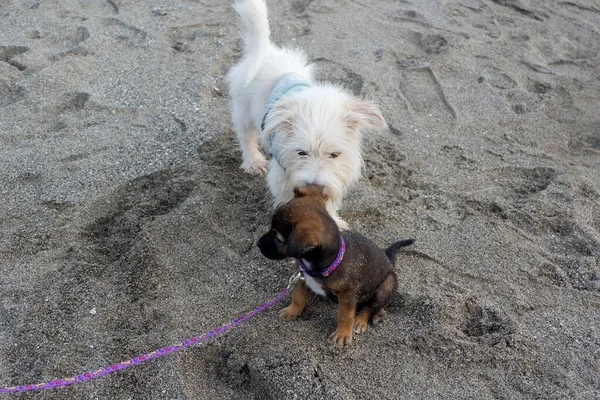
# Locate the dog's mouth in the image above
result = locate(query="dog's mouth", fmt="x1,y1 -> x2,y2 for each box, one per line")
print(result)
296,181 -> 333,201
256,234 -> 288,260
290,169 -> 347,197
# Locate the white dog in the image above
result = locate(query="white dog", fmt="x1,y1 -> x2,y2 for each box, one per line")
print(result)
227,0 -> 386,229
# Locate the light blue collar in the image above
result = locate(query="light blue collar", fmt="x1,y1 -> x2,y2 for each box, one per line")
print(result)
261,73 -> 311,169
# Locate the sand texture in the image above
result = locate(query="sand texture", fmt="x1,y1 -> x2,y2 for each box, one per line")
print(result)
1,0 -> 599,398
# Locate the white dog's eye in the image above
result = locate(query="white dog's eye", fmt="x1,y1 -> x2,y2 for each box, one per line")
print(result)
329,152 -> 341,159
297,150 -> 308,156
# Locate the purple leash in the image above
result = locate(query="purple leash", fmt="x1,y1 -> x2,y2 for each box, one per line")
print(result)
0,272 -> 302,394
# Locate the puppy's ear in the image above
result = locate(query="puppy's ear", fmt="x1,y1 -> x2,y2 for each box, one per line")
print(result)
294,185 -> 326,199
321,188 -> 330,202
286,223 -> 320,258
344,98 -> 387,132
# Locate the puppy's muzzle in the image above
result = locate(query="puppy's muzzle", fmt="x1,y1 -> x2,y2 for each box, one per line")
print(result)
257,233 -> 287,260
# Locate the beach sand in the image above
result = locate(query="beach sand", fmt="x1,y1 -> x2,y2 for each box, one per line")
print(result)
1,0 -> 599,398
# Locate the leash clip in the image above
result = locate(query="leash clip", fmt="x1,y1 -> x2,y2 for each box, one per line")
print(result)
287,270 -> 303,289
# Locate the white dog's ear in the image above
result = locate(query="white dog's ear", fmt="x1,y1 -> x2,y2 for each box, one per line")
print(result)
344,99 -> 387,132
263,103 -> 294,134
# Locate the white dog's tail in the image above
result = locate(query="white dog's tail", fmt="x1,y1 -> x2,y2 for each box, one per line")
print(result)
233,0 -> 270,85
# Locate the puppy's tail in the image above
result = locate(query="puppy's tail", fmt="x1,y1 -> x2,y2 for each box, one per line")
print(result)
232,0 -> 270,85
385,239 -> 415,265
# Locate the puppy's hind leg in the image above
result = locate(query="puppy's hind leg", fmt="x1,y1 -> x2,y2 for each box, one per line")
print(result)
354,272 -> 398,334
231,102 -> 267,174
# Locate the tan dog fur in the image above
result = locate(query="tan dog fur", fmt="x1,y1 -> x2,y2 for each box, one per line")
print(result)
257,185 -> 414,347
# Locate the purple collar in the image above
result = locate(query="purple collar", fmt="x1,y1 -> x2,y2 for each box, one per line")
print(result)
298,237 -> 346,277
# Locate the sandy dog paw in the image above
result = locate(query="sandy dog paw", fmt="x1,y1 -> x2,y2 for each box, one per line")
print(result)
240,155 -> 268,175
279,305 -> 301,320
329,329 -> 353,347
353,318 -> 368,334
336,218 -> 349,231
372,308 -> 386,326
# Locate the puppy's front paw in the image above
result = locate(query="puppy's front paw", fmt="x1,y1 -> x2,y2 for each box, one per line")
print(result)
240,155 -> 268,175
280,305 -> 302,320
329,329 -> 353,348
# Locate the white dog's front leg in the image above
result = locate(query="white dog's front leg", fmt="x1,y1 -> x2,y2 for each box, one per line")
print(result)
239,130 -> 268,174
231,105 -> 268,175
326,201 -> 349,230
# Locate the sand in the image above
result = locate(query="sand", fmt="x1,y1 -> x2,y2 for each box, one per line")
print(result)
1,0 -> 599,398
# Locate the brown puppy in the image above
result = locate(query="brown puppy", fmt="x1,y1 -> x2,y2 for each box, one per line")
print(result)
257,185 -> 414,347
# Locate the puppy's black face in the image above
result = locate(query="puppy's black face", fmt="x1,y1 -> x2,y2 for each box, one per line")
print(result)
257,206 -> 315,260
257,185 -> 337,261
257,226 -> 289,260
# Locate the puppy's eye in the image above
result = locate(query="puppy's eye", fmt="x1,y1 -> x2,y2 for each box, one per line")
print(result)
297,150 -> 308,156
329,152 -> 341,159
274,231 -> 285,244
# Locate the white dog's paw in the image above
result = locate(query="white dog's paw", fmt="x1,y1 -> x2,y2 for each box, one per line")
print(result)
334,216 -> 349,231
240,155 -> 268,175
325,203 -> 349,230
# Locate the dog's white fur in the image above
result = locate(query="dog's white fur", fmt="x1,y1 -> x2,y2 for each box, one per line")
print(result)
227,0 -> 386,229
